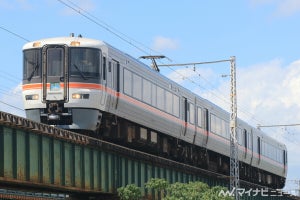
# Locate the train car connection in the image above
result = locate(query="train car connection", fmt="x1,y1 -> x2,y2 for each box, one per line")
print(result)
22,34 -> 287,189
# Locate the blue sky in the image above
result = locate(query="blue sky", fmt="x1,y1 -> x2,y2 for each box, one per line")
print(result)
1,0 -> 300,194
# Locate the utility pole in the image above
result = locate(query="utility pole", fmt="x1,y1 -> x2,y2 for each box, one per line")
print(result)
157,57 -> 239,199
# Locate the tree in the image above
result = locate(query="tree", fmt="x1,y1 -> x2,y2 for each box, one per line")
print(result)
117,178 -> 234,200
145,178 -> 169,199
117,184 -> 142,200
163,181 -> 209,200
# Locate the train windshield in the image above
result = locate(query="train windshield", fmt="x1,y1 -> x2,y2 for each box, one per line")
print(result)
47,48 -> 64,77
23,49 -> 42,80
70,48 -> 100,78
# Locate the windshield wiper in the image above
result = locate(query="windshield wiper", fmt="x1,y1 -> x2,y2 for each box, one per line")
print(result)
27,61 -> 39,81
73,64 -> 87,80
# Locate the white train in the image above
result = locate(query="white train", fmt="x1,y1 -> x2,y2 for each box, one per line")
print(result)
22,35 -> 287,188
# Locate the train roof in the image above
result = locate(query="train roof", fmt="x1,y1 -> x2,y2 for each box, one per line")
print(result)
22,36 -> 107,50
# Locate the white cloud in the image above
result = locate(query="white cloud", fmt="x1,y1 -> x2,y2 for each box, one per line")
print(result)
205,58 -> 300,183
167,57 -> 300,187
249,0 -> 300,17
0,83 -> 25,117
0,0 -> 32,10
152,36 -> 179,51
276,0 -> 300,16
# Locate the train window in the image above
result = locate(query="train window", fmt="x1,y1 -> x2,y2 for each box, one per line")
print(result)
189,103 -> 195,124
166,91 -> 173,114
211,114 -> 228,138
70,48 -> 100,78
210,114 -> 216,134
248,132 -> 252,150
133,74 -> 142,100
261,141 -> 280,162
23,49 -> 42,80
197,107 -> 202,127
277,149 -> 283,163
215,116 -> 221,135
225,122 -> 230,138
142,79 -> 151,104
47,48 -> 64,76
221,120 -> 227,137
157,86 -> 165,110
123,69 -> 132,95
151,84 -> 157,107
173,95 -> 179,117
237,128 -> 243,145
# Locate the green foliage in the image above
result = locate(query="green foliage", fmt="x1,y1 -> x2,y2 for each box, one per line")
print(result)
164,181 -> 210,200
117,184 -> 142,200
117,178 -> 234,200
145,178 -> 169,192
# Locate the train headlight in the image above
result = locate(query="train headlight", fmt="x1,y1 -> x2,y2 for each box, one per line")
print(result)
70,41 -> 80,46
72,93 -> 89,99
32,42 -> 41,47
25,94 -> 39,100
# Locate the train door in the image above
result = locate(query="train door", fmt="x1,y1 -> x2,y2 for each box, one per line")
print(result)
182,97 -> 188,137
106,58 -> 120,111
113,59 -> 120,109
249,129 -> 254,165
257,136 -> 261,164
243,129 -> 248,158
100,55 -> 107,106
202,108 -> 209,147
42,45 -> 69,103
283,150 -> 287,173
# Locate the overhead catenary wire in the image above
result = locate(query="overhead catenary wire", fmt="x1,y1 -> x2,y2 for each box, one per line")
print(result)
0,8 -> 265,143
0,2 -> 292,136
56,0 -> 275,131
57,0 -> 151,56
0,100 -> 24,112
63,0 -> 165,58
0,26 -> 30,42
0,27 -> 27,113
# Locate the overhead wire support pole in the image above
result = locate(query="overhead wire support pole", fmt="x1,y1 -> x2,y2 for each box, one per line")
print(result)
158,57 -> 240,199
229,56 -> 239,200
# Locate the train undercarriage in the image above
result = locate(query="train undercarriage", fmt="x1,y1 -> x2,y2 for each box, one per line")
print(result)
77,112 -> 285,189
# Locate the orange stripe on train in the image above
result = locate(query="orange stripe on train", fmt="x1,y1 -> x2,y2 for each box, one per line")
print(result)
22,82 -> 103,90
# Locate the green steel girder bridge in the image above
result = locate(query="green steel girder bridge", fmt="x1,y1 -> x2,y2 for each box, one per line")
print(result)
0,110 -> 298,200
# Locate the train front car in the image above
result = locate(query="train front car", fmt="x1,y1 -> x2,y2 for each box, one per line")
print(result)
22,36 -> 103,131
22,35 -> 288,190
